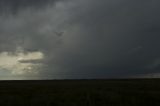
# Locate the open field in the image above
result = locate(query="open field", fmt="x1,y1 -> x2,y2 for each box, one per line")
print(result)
0,79 -> 160,106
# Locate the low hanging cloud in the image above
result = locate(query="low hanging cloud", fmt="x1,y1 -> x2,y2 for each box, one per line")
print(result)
0,0 -> 160,79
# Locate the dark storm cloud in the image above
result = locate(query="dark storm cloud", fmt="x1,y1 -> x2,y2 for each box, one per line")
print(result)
0,0 -> 56,14
0,0 -> 64,52
0,0 -> 160,79
43,0 -> 160,78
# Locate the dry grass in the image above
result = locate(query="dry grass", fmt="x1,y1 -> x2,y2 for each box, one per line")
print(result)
0,79 -> 159,106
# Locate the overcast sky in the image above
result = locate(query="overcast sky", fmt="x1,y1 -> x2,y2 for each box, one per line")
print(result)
0,0 -> 160,79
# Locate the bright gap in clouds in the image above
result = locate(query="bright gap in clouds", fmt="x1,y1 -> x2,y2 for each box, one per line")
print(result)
0,46 -> 44,77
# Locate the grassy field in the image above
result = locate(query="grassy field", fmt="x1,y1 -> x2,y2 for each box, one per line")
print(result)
0,79 -> 160,106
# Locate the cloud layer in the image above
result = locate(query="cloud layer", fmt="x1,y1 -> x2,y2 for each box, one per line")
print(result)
0,0 -> 160,79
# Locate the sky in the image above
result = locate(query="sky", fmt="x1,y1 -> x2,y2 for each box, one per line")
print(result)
0,0 -> 160,80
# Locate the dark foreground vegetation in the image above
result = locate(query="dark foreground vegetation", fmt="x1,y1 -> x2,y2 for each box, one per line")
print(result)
0,79 -> 160,106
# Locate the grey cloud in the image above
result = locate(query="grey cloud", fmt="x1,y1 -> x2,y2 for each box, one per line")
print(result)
0,0 -> 56,15
1,0 -> 160,79
47,0 -> 160,78
18,59 -> 43,64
